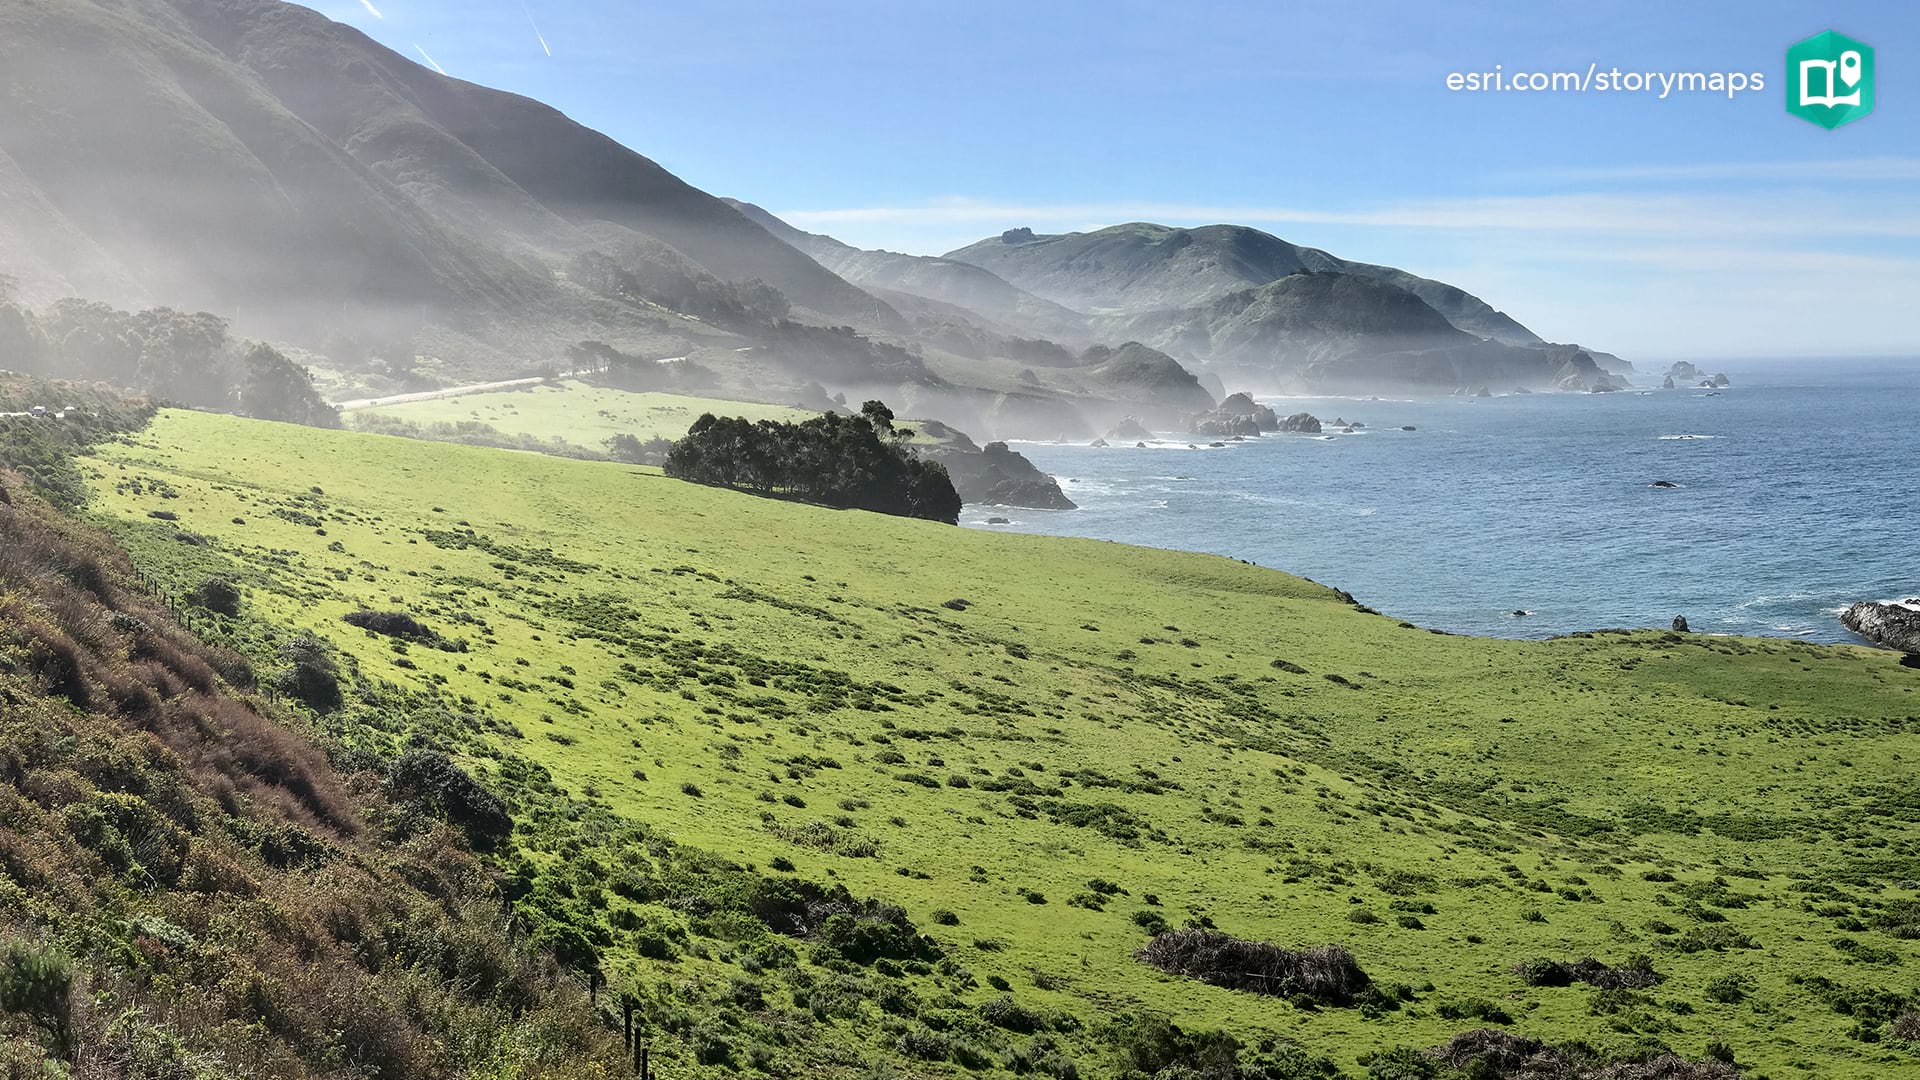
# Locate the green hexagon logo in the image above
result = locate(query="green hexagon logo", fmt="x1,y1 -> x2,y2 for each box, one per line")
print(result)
1786,30 -> 1874,129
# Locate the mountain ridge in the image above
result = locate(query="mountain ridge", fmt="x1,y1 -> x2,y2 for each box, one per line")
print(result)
945,222 -> 1544,347
725,199 -> 1089,345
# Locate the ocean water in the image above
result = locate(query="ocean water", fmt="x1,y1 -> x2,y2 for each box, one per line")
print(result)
964,358 -> 1920,642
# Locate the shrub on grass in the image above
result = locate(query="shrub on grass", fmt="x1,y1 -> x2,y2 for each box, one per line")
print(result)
386,750 -> 513,848
1132,911 -> 1170,935
189,576 -> 242,616
1703,973 -> 1748,1003
896,1027 -> 951,1061
1434,998 -> 1513,1025
1512,956 -> 1663,990
981,993 -> 1044,1033
1136,929 -> 1370,1006
0,940 -> 73,1052
275,635 -> 342,712
1363,1046 -> 1437,1080
1426,1028 -> 1741,1079
343,610 -> 465,651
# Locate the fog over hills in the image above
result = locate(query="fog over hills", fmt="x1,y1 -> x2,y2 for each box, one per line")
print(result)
1,0 -> 1627,417
725,200 -> 1091,344
0,0 -> 893,344
944,222 -> 1544,347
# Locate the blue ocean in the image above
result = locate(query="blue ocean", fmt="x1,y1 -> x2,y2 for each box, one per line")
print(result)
966,358 -> 1919,643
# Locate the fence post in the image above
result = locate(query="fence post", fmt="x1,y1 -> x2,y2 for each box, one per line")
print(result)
622,998 -> 634,1049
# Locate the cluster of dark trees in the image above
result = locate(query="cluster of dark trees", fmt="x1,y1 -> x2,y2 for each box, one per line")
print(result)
665,401 -> 961,523
0,295 -> 337,427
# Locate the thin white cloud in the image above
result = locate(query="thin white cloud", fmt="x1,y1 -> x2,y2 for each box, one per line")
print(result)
358,0 -> 383,18
413,45 -> 447,75
522,2 -> 553,57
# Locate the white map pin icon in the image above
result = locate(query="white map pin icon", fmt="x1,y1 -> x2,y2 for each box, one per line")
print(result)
1840,50 -> 1862,87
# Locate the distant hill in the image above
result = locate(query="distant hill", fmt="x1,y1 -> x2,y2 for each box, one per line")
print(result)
726,200 -> 1088,345
1104,272 -> 1467,368
0,0 -> 896,349
945,223 -> 1542,346
1103,272 -> 1619,394
1073,340 -> 1215,421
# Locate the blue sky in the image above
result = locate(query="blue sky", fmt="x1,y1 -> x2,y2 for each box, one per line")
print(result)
319,0 -> 1918,360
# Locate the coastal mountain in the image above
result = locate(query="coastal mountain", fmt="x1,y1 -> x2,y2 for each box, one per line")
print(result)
0,0 -> 896,346
1072,340 -> 1217,422
728,204 -> 1620,400
1104,271 -> 1468,369
725,200 -> 1089,345
1098,271 -> 1622,393
944,222 -> 1543,346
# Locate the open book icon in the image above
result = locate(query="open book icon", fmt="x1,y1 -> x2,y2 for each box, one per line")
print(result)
1800,49 -> 1863,108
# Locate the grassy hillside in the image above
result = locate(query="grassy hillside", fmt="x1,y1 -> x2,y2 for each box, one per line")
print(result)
356,382 -> 819,452
80,410 -> 1920,1078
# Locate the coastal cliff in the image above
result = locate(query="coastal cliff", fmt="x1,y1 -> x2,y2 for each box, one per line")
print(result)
1841,600 -> 1920,653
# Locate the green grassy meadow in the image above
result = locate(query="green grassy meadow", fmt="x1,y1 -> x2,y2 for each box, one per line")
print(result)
83,409 -> 1920,1078
354,381 -> 818,452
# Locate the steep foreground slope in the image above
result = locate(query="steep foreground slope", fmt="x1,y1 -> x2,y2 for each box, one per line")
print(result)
74,410 -> 1920,1079
0,469 -> 623,1077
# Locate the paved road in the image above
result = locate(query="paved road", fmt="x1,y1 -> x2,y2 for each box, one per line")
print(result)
330,371 -> 597,412
329,346 -> 749,411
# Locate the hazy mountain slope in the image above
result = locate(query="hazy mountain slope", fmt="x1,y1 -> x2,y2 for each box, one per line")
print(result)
726,200 -> 1084,342
946,223 -> 1541,346
0,0 -> 542,340
0,0 -> 897,346
1298,339 -> 1620,396
0,148 -> 143,305
1101,272 -> 1619,394
1336,258 -> 1544,347
1104,271 -> 1471,368
1073,340 -> 1215,421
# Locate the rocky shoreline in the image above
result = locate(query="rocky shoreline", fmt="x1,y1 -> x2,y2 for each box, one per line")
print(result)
1840,600 -> 1920,654
919,427 -> 1077,510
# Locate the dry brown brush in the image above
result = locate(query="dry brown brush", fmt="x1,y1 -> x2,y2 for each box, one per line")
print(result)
0,471 -> 623,1078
